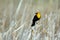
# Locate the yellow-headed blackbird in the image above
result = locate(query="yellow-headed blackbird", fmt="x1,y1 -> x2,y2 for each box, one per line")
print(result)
31,12 -> 41,27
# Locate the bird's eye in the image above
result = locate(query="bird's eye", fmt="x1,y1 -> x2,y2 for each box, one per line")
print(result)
35,13 -> 37,14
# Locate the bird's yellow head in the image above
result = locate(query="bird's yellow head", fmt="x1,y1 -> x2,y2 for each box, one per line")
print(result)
36,12 -> 41,19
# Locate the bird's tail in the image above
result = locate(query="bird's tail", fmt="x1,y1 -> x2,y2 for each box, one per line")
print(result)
31,21 -> 35,27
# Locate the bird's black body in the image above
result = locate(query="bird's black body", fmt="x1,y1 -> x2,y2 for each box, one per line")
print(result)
31,13 -> 40,27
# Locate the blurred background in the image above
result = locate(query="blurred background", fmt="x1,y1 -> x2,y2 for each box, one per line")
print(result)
0,0 -> 60,40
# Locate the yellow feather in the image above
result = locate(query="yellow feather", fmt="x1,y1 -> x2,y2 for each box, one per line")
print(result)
36,12 -> 41,18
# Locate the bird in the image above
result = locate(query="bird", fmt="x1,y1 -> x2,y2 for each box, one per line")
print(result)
31,12 -> 41,27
